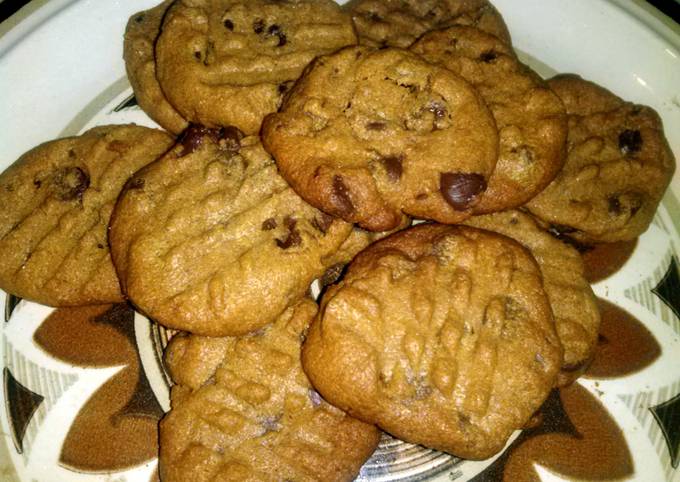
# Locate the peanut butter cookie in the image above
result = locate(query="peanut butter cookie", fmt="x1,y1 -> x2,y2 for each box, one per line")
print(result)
0,125 -> 173,306
155,0 -> 357,134
263,46 -> 499,231
302,224 -> 562,459
109,125 -> 354,336
526,74 -> 676,243
160,299 -> 380,482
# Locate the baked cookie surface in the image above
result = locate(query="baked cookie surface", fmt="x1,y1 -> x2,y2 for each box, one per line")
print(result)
525,74 -> 676,243
263,46 -> 499,231
124,0 -> 189,135
347,0 -> 511,48
0,125 -> 173,306
411,26 -> 567,213
302,224 -> 562,459
465,210 -> 600,386
109,126 -> 353,336
155,0 -> 357,134
160,299 -> 380,482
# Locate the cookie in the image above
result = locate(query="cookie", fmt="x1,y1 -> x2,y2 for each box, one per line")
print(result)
123,0 -> 189,135
347,0 -> 511,48
0,125 -> 174,306
411,26 -> 567,213
465,210 -> 599,386
302,224 -> 562,459
160,299 -> 381,482
525,74 -> 676,243
155,0 -> 357,134
109,125 -> 354,336
262,46 -> 499,231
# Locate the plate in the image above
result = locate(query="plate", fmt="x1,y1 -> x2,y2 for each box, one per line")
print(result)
0,1 -> 679,480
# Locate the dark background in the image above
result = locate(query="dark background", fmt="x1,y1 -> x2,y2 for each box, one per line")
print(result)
0,0 -> 679,25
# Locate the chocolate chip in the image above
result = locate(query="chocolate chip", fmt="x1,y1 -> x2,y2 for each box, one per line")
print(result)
253,19 -> 265,34
439,172 -> 486,209
276,216 -> 302,249
193,51 -> 202,61
619,129 -> 642,156
179,124 -> 220,156
267,24 -> 286,46
179,124 -> 243,156
381,155 -> 403,182
311,212 -> 334,234
320,262 -> 345,287
134,14 -> 145,23
366,11 -> 382,22
608,196 -> 623,215
220,125 -> 244,152
68,149 -> 76,159
262,218 -> 277,230
427,101 -> 447,119
332,175 -> 354,216
479,50 -> 498,63
223,19 -> 234,30
278,83 -> 288,94
366,121 -> 386,131
53,166 -> 90,201
33,179 -> 41,189
97,243 -> 104,249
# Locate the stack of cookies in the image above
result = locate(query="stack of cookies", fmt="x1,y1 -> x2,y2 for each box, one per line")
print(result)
0,0 -> 676,480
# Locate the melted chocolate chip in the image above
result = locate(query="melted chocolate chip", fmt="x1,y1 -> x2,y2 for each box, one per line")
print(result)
311,212 -> 334,234
366,121 -> 386,131
619,129 -> 642,156
267,24 -> 286,46
33,179 -> 41,189
332,175 -> 354,216
253,19 -> 265,34
221,125 -> 244,152
479,50 -> 498,63
54,166 -> 90,201
381,155 -> 403,182
179,124 -> 243,156
276,216 -> 302,249
223,19 -> 234,30
262,218 -> 277,231
439,172 -> 486,209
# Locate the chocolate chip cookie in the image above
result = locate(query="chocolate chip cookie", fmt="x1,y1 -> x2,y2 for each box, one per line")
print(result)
465,210 -> 599,386
155,0 -> 357,135
347,0 -> 511,48
262,46 -> 499,231
526,74 -> 676,243
124,0 -> 189,135
109,125 -> 354,336
0,125 -> 174,306
302,224 -> 562,459
411,26 -> 568,213
160,299 -> 380,482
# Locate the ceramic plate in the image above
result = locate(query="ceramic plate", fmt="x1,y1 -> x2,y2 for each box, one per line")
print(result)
0,0 -> 679,480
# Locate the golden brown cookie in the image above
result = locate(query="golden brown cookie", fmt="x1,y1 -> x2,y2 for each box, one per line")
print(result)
526,74 -> 676,243
262,46 -> 499,231
302,224 -> 562,459
155,0 -> 357,134
123,0 -> 189,135
347,0 -> 511,48
109,125 -> 354,336
0,125 -> 173,306
411,26 -> 567,213
465,210 -> 600,386
160,299 -> 380,482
